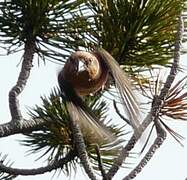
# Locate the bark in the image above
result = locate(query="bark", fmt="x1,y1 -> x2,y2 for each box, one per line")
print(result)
9,39 -> 36,122
0,150 -> 75,176
70,114 -> 98,180
0,118 -> 45,138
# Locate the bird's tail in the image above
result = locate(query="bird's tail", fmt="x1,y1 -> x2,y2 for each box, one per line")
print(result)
58,76 -> 119,147
66,101 -> 118,146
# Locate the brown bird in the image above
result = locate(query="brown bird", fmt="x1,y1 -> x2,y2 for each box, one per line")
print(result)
58,48 -> 141,144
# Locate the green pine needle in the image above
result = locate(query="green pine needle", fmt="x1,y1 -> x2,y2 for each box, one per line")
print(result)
21,88 -> 125,175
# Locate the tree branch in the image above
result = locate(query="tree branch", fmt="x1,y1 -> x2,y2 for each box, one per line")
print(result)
95,145 -> 107,179
0,150 -> 76,176
0,118 -> 46,138
70,115 -> 98,180
105,15 -> 184,179
159,15 -> 184,100
113,100 -> 130,125
123,121 -> 166,180
9,39 -> 36,122
105,114 -> 152,179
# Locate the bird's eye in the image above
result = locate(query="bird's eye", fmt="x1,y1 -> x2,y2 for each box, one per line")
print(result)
84,60 -> 89,66
86,59 -> 92,65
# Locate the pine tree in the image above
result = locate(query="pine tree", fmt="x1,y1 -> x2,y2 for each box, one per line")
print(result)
0,0 -> 186,179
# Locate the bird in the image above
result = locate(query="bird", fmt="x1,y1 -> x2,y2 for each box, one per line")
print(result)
58,48 -> 141,144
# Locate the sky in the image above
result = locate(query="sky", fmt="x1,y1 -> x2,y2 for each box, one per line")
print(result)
0,51 -> 187,180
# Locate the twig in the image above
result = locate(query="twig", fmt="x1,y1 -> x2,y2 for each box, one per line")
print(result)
9,39 -> 36,122
123,120 -> 166,180
113,100 -> 130,125
105,113 -> 152,179
95,145 -> 107,179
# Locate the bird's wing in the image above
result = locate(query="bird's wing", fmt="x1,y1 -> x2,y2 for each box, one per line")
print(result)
94,48 -> 141,135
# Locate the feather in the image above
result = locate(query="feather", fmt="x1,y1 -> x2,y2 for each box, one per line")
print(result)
58,75 -> 118,147
94,48 -> 141,135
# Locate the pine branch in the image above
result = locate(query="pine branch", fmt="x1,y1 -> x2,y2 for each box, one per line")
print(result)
9,39 -> 36,122
105,15 -> 184,179
70,115 -> 98,180
123,121 -> 166,180
0,118 -> 46,138
137,15 -> 184,170
95,145 -> 107,179
0,154 -> 17,180
159,15 -> 184,101
105,114 -> 152,179
113,100 -> 130,125
0,150 -> 76,176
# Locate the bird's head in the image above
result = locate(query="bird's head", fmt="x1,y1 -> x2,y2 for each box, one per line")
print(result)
70,51 -> 101,80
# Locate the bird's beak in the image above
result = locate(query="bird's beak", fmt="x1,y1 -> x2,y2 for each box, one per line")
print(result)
78,59 -> 88,72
